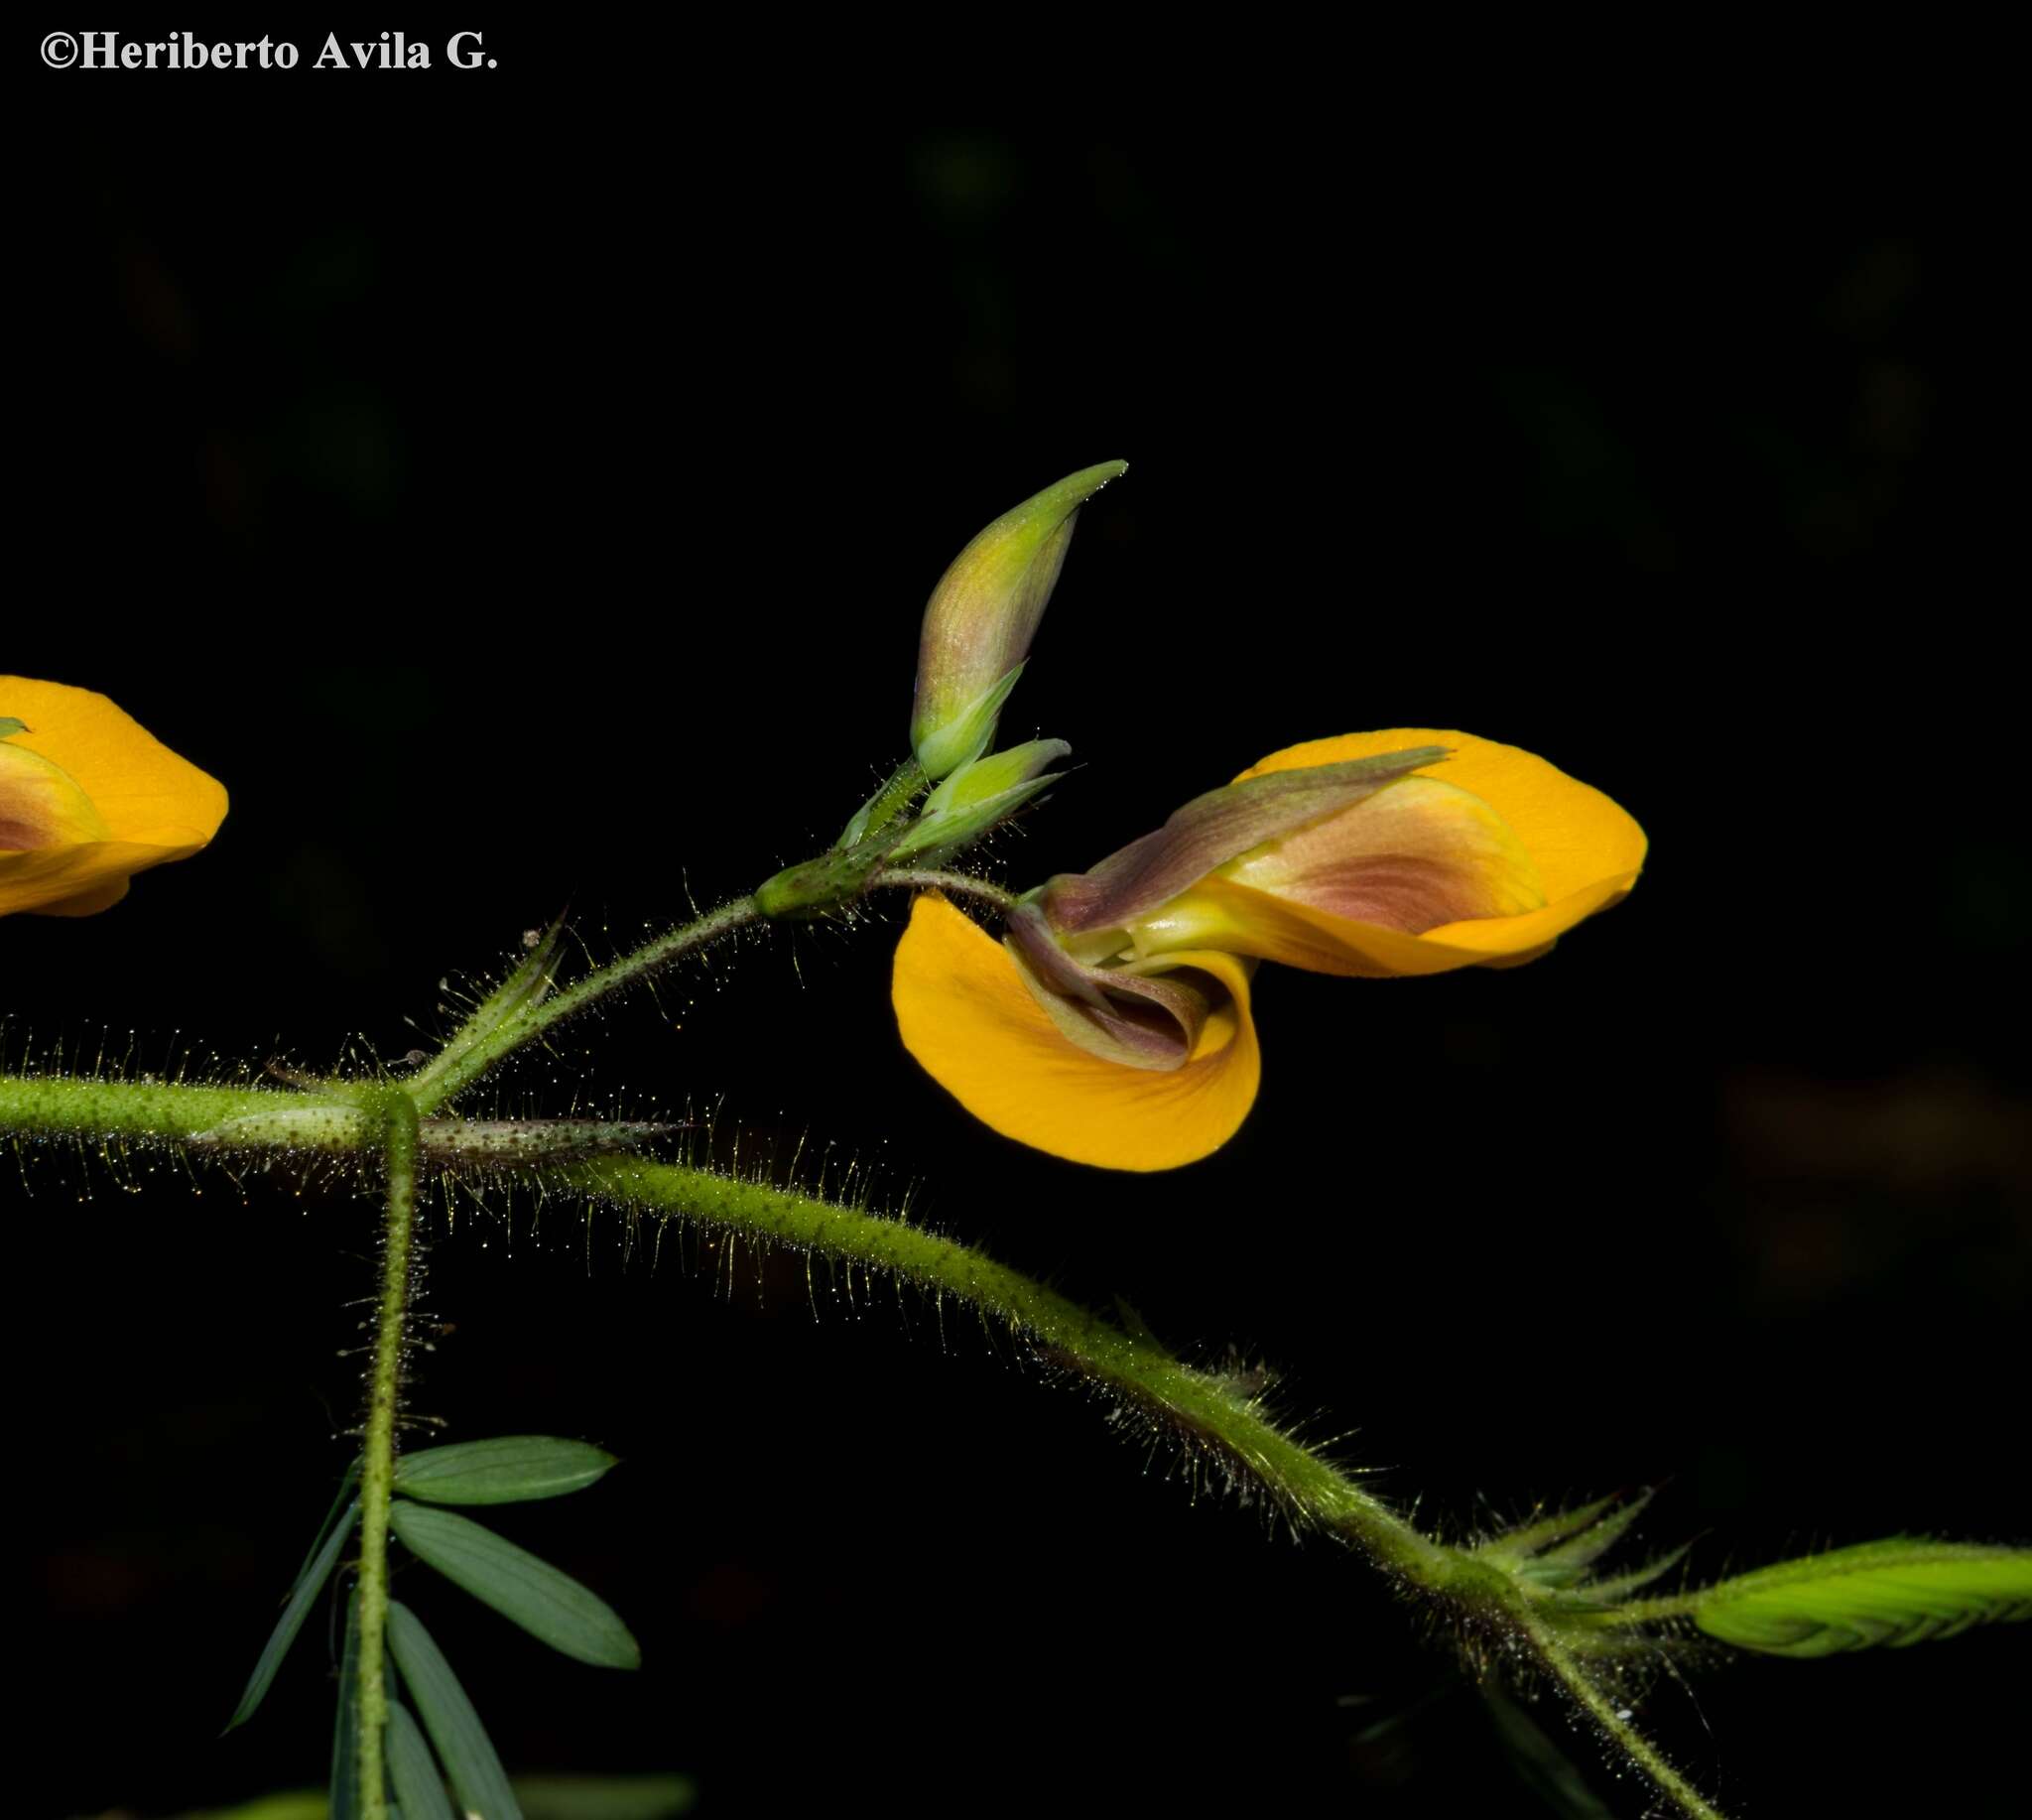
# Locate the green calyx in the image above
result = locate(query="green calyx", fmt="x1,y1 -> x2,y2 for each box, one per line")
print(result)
911,664 -> 1025,783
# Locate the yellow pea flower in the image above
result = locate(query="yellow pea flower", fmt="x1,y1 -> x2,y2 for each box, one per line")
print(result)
1,676 -> 228,917
892,729 -> 1645,1170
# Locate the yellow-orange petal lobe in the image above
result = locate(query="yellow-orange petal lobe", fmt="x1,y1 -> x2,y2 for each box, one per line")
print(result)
1213,729 -> 1646,975
0,676 -> 229,917
893,894 -> 1260,1171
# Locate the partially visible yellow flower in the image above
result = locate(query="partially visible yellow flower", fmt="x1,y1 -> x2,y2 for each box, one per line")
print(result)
893,729 -> 1645,1170
1,676 -> 228,917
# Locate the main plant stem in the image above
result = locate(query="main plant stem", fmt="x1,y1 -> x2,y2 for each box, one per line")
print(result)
354,1089 -> 421,1818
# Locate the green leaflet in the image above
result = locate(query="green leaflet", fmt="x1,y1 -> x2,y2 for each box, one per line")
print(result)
387,1600 -> 523,1820
0,717 -> 28,739
390,1500 -> 641,1669
329,1592 -> 363,1820
226,1491 -> 360,1730
395,1437 -> 617,1506
387,1698 -> 456,1820
1691,1538 -> 2032,1657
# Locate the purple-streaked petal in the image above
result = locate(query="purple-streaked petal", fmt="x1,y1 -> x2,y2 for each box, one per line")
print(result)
1041,746 -> 1448,935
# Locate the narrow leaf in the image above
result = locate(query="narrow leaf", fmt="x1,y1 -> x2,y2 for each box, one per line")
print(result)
0,717 -> 29,739
391,1500 -> 641,1669
1692,1538 -> 2032,1657
387,1600 -> 524,1820
397,1436 -> 617,1505
330,1591 -> 362,1820
227,1492 -> 361,1730
387,1697 -> 457,1820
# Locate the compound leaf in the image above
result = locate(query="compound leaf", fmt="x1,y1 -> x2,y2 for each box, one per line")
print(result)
1692,1538 -> 2032,1657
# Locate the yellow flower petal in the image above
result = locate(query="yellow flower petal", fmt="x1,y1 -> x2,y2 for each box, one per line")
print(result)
893,894 -> 1260,1170
1211,728 -> 1646,975
0,677 -> 229,917
0,740 -> 111,847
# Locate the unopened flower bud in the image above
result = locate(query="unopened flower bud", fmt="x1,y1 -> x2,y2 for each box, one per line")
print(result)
910,460 -> 1127,780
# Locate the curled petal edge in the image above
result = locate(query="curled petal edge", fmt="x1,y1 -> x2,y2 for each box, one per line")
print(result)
893,894 -> 1260,1171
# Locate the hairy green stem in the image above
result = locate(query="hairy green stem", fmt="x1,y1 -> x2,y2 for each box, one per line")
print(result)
1524,1615 -> 1726,1820
0,1073 -> 668,1164
409,867 -> 1004,1114
870,868 -> 1017,912
0,1073 -> 327,1137
560,1159 -> 1453,1582
355,1090 -> 421,1819
552,1159 -> 1727,1819
407,896 -> 761,1113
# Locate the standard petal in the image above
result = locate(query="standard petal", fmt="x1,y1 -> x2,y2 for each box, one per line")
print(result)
1199,729 -> 1645,975
893,894 -> 1260,1171
1235,729 -> 1645,907
1129,775 -> 1552,959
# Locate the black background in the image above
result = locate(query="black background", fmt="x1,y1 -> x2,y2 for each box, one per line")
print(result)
13,40 -> 2026,1820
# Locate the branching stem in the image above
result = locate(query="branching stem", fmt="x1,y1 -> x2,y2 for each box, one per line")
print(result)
406,895 -> 761,1113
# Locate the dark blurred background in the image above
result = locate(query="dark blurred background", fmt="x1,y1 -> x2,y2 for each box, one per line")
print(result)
12,48 -> 2025,1820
